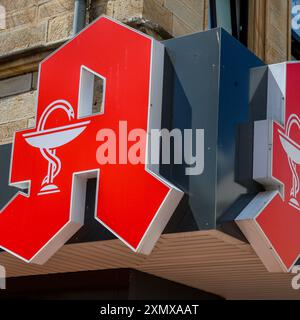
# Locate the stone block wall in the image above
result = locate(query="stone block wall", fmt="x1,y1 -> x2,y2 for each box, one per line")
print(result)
0,0 -> 74,56
0,0 -> 209,60
0,90 -> 37,144
90,0 -> 208,36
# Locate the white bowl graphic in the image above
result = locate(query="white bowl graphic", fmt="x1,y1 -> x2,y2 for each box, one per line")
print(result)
278,131 -> 300,165
23,122 -> 90,149
22,100 -> 90,195
278,113 -> 300,211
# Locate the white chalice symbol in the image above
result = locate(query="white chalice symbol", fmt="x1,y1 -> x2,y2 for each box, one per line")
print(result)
278,114 -> 300,211
23,100 -> 90,195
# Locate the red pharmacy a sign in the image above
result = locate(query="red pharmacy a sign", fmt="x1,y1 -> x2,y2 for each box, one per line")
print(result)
0,17 -> 182,264
237,63 -> 300,272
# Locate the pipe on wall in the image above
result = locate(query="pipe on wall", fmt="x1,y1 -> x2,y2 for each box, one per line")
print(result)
72,0 -> 87,36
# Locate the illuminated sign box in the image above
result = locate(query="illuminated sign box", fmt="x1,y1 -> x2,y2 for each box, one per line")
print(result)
0,24 -> 264,263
